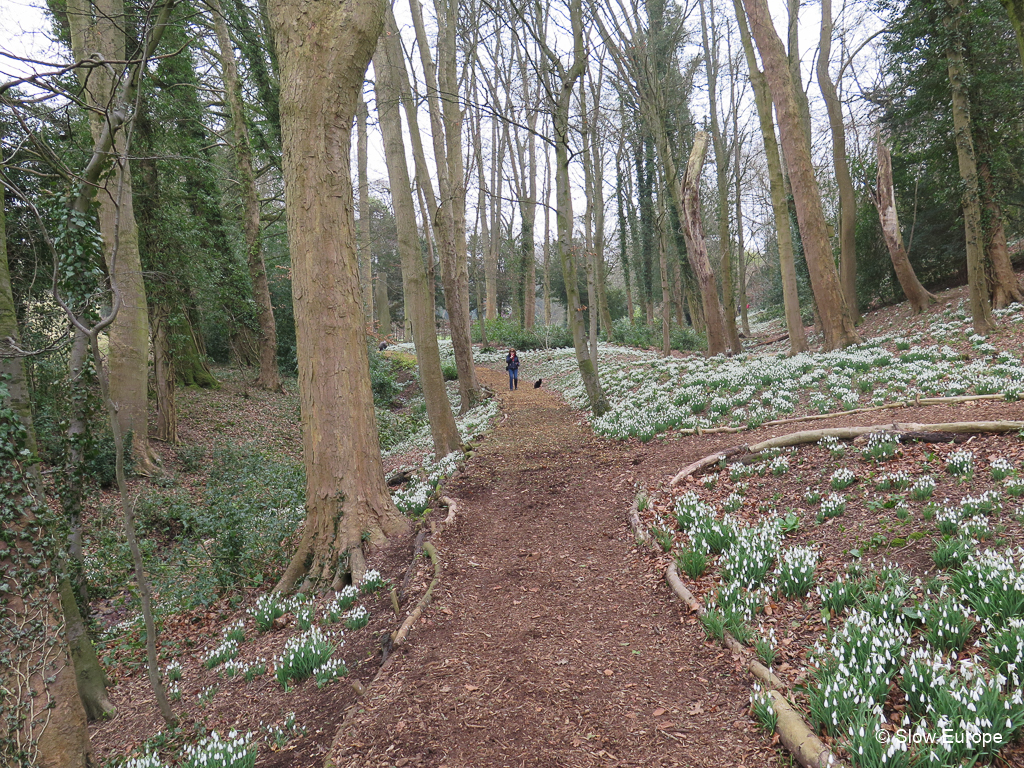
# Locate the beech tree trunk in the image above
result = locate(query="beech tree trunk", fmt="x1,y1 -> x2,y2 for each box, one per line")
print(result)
375,274 -> 391,335
67,0 -> 161,476
741,0 -> 860,350
817,0 -> 859,323
269,0 -> 409,590
680,133 -> 730,356
699,0 -> 741,354
374,32 -> 461,457
211,0 -> 282,392
152,308 -> 177,443
869,137 -> 937,314
945,0 -> 994,334
978,161 -> 1023,308
733,0 -> 805,353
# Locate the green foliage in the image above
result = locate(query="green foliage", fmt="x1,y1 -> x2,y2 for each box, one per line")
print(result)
472,318 -> 572,350
93,444 -> 306,604
440,361 -> 458,381
368,346 -> 402,407
608,317 -> 706,352
880,0 -> 1024,290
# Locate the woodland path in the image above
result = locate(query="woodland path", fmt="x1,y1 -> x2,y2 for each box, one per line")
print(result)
327,366 -> 778,768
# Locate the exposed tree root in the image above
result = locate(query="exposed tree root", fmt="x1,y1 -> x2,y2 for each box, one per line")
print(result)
628,492 -> 651,547
671,445 -> 749,486
391,542 -> 440,649
664,564 -> 784,690
664,563 -> 847,768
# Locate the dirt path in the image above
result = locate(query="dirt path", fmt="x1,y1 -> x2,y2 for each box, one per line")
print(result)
328,367 -> 777,768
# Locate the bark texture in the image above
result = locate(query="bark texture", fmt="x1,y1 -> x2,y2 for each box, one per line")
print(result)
868,137 -> 937,314
817,0 -> 859,321
735,0 -> 805,353
269,0 -> 409,590
741,0 -> 860,350
1001,0 -> 1024,68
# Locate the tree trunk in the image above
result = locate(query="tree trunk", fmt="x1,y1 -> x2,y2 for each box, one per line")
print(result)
3,197 -> 103,758
358,98 -> 374,327
733,104 -> 750,336
408,0 -> 481,411
485,108 -> 499,321
67,0 -> 161,476
374,33 -> 462,457
152,307 -> 177,444
375,273 -> 391,335
656,179 -> 673,357
269,0 -> 409,590
1,450 -> 92,767
211,0 -> 282,392
869,136 -> 937,314
699,0 -> 741,354
741,0 -> 860,350
543,156 -> 552,327
733,0 -> 805,353
817,0 -> 859,322
679,133 -> 730,356
945,0 -> 994,334
978,161 -> 1023,309
546,0 -> 609,415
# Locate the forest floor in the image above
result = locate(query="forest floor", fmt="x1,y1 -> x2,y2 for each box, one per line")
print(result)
88,279 -> 1024,767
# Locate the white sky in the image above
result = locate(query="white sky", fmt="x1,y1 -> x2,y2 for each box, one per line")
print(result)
2,0 -> 886,253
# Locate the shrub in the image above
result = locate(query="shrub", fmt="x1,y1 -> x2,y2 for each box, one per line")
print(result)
472,318 -> 571,350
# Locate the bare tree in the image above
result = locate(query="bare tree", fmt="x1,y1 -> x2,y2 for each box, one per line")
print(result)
817,0 -> 859,322
740,0 -> 860,350
868,135 -> 937,314
374,17 -> 462,457
732,0 -> 806,353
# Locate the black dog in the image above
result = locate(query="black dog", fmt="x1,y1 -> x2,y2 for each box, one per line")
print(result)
534,379 -> 542,388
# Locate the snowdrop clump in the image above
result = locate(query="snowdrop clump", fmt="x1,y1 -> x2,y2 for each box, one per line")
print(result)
776,546 -> 818,598
273,627 -> 337,687
831,468 -> 857,490
181,730 -> 257,768
946,450 -> 975,478
204,638 -> 240,669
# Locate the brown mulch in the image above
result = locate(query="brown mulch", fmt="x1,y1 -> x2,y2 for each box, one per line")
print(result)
326,366 -> 780,768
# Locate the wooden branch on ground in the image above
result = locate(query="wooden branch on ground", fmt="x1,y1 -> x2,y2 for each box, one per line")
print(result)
392,542 -> 441,649
768,690 -> 847,768
664,564 -> 784,690
671,445 -> 748,486
664,563 -> 847,768
748,421 -> 1024,453
761,394 -> 1006,428
439,495 -> 459,530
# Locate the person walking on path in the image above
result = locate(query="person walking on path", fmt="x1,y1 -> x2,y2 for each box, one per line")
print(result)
506,348 -> 520,390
